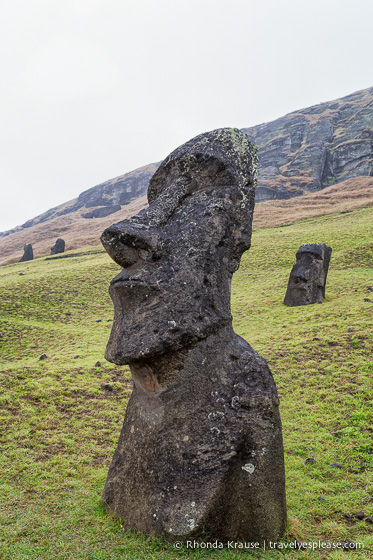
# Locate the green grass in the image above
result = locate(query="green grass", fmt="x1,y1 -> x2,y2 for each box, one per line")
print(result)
0,208 -> 372,559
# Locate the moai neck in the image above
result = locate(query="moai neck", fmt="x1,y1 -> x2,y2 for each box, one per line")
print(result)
129,324 -> 236,395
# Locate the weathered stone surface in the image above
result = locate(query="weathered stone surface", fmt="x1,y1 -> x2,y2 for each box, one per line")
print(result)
100,128 -> 286,544
19,243 -> 33,262
284,243 -> 332,306
50,238 -> 65,255
77,166 -> 156,209
255,185 -> 293,202
82,205 -> 121,219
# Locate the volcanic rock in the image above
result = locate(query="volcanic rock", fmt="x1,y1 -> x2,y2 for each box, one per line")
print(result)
284,243 -> 332,306
100,128 -> 287,544
82,205 -> 122,219
50,238 -> 65,255
101,383 -> 113,391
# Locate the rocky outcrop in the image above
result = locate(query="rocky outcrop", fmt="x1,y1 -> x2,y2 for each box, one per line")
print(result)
243,87 -> 373,200
82,205 -> 121,219
0,163 -> 158,237
73,166 -> 157,210
255,186 -> 293,202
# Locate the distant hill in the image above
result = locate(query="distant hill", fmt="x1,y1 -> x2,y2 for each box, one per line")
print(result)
243,86 -> 373,202
1,86 -> 373,264
1,177 -> 372,266
0,162 -> 159,240
0,195 -> 148,266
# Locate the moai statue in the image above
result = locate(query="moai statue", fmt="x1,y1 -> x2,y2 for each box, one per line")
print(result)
19,243 -> 33,262
50,238 -> 65,255
284,243 -> 332,306
100,128 -> 287,544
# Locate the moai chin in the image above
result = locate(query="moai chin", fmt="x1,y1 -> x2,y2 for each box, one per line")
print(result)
100,128 -> 287,544
284,243 -> 332,306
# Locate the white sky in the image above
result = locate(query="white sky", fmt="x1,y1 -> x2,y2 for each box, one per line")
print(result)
1,0 -> 372,231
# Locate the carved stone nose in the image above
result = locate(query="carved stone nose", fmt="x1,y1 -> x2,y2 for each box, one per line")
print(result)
101,222 -> 164,268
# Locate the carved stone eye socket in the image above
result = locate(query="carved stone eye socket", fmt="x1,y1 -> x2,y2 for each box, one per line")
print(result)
296,252 -> 323,262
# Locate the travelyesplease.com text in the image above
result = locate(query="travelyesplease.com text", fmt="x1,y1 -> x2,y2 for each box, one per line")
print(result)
173,539 -> 364,551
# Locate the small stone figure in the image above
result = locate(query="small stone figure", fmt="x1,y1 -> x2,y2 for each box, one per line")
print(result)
100,128 -> 287,544
50,238 -> 65,255
19,243 -> 33,262
284,243 -> 332,306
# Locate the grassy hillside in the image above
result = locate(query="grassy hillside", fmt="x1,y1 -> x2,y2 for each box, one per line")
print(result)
253,176 -> 373,229
0,207 -> 372,559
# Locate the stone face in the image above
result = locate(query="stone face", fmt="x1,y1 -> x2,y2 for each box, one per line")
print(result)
100,128 -> 286,544
50,238 -> 65,255
19,243 -> 33,262
284,243 -> 332,306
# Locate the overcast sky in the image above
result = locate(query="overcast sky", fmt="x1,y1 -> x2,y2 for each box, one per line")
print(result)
1,0 -> 372,231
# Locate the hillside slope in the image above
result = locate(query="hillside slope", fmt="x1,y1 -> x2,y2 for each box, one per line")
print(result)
244,86 -> 373,201
0,162 -> 158,239
1,86 -> 373,262
1,177 -> 372,266
0,195 -> 148,266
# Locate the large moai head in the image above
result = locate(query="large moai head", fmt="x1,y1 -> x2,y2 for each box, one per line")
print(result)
284,243 -> 332,306
101,128 -> 258,364
50,238 -> 65,255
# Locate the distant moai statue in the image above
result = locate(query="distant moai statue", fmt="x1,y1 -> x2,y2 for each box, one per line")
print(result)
50,238 -> 65,255
100,129 -> 287,544
284,243 -> 332,306
19,244 -> 33,262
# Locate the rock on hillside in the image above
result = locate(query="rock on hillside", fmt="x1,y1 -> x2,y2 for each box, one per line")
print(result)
243,87 -> 373,201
